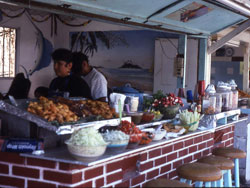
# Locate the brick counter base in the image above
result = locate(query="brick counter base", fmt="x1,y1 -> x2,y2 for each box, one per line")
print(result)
0,124 -> 234,188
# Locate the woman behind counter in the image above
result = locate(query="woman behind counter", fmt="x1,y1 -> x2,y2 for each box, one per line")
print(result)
48,48 -> 91,99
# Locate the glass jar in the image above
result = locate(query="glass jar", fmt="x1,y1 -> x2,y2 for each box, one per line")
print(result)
231,87 -> 238,109
204,84 -> 216,100
228,88 -> 233,111
217,86 -> 230,112
204,94 -> 216,114
229,80 -> 238,109
215,93 -> 222,113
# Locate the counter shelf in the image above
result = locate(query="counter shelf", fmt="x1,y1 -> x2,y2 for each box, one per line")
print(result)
240,108 -> 250,114
136,109 -> 240,132
199,109 -> 240,130
20,116 -> 247,167
20,128 -> 214,166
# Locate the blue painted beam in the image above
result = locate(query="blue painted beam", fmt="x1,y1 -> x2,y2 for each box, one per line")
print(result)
177,34 -> 187,88
198,38 -> 208,81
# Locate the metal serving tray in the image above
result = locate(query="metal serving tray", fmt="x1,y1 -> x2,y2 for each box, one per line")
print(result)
0,99 -> 131,135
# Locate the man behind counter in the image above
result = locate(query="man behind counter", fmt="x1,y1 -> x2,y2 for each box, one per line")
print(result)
71,52 -> 108,102
48,48 -> 91,98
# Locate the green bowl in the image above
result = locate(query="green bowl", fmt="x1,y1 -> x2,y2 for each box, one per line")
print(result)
162,105 -> 179,119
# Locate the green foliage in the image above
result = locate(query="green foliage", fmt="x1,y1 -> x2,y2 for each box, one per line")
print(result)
152,90 -> 165,100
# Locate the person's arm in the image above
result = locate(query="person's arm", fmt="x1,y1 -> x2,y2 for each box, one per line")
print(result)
97,97 -> 107,102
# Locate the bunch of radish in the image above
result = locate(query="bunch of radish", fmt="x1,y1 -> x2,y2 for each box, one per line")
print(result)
152,93 -> 184,108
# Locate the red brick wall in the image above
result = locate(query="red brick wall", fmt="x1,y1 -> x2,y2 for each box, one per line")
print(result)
0,124 -> 234,188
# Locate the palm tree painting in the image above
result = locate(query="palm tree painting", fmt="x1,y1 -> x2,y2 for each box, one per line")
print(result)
70,31 -> 128,56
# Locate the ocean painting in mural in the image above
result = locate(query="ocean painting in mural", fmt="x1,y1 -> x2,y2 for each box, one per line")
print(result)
70,30 -> 178,92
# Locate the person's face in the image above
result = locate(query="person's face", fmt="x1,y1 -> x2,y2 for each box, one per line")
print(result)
54,60 -> 72,77
82,61 -> 89,75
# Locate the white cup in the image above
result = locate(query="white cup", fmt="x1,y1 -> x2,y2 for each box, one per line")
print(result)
130,97 -> 139,112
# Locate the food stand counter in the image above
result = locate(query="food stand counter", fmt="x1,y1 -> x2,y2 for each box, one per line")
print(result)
0,114 -> 245,188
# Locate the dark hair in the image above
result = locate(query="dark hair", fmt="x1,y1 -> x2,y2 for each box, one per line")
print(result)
34,86 -> 49,98
71,52 -> 89,74
51,48 -> 72,64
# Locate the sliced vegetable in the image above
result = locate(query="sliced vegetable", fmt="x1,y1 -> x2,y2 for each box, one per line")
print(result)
67,127 -> 106,146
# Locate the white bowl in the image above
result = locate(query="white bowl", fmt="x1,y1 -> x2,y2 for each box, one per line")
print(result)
106,139 -> 129,154
65,140 -> 107,160
141,128 -> 166,141
153,129 -> 166,141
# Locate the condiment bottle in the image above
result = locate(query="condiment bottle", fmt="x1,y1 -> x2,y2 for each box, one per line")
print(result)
197,96 -> 202,113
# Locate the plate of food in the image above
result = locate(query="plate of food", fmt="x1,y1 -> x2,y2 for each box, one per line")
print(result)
163,123 -> 185,138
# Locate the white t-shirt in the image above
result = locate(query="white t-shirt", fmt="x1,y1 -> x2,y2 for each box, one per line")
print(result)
82,68 -> 107,100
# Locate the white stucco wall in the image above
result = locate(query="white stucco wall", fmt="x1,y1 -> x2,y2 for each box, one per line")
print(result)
0,11 -> 55,97
0,13 -> 134,97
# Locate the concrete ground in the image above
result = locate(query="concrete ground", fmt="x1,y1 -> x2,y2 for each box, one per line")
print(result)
240,178 -> 250,187
241,182 -> 250,187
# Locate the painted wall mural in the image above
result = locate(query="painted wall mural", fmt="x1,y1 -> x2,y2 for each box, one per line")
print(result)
70,30 -> 178,92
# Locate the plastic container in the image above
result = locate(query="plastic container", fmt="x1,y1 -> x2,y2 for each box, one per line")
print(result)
112,85 -> 145,111
229,80 -> 238,109
130,96 -> 139,112
217,84 -> 230,112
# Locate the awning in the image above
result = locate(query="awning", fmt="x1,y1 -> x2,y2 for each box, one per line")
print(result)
0,0 -> 249,36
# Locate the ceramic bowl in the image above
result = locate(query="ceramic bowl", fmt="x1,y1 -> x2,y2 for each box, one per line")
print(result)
153,129 -> 166,141
141,112 -> 155,123
65,140 -> 107,160
106,139 -> 129,154
163,105 -> 179,119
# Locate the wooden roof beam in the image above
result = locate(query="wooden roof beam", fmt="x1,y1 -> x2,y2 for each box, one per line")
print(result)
208,18 -> 250,54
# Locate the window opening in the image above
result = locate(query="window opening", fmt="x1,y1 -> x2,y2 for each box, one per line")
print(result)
0,27 -> 16,78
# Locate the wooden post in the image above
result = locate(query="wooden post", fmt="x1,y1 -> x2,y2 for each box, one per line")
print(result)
177,34 -> 187,88
198,38 -> 208,81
